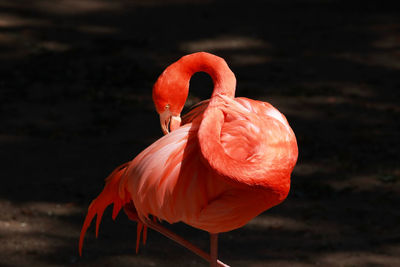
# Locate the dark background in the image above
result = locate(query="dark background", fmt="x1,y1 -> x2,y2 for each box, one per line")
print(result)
1,0 -> 399,266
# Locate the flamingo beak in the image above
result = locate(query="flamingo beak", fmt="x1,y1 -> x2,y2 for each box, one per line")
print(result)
170,115 -> 181,132
159,111 -> 181,135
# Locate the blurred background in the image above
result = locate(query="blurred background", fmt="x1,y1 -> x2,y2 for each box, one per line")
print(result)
1,0 -> 399,266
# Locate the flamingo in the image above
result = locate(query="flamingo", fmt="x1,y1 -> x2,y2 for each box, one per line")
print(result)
79,52 -> 298,266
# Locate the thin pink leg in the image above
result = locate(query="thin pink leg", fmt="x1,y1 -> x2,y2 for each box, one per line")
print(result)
210,233 -> 218,267
142,218 -> 229,267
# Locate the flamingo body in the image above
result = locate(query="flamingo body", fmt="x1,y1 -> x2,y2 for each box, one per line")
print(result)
123,96 -> 296,233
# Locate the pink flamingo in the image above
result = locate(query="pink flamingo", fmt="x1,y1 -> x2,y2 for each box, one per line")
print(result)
79,52 -> 298,267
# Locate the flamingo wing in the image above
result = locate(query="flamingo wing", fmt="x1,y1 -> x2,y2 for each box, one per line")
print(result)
121,123 -> 230,226
121,122 -> 260,233
118,97 -> 296,233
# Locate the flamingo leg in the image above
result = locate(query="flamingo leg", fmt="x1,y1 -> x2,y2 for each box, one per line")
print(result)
142,218 -> 229,267
210,233 -> 218,267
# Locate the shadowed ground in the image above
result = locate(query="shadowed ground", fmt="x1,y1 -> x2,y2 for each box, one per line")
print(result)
0,0 -> 399,266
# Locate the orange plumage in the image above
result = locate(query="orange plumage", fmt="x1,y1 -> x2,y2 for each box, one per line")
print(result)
79,52 -> 298,266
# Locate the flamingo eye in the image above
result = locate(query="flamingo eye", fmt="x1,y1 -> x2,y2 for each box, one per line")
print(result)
165,104 -> 170,110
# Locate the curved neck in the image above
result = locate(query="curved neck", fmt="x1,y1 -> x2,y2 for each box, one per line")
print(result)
176,52 -> 236,99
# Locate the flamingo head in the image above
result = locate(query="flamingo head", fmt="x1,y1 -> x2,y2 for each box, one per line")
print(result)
152,65 -> 189,134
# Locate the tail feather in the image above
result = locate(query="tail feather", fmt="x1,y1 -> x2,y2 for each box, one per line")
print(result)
123,201 -> 147,253
143,225 -> 148,245
79,162 -> 130,256
136,222 -> 143,253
